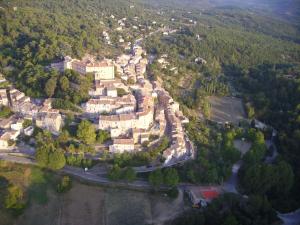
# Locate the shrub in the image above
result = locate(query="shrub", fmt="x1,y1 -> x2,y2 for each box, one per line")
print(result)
117,88 -> 128,97
4,184 -> 26,215
123,167 -> 137,182
52,99 -> 81,112
0,106 -> 12,118
57,176 -> 72,193
108,165 -> 122,181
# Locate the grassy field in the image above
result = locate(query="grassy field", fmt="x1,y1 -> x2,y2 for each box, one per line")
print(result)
0,161 -> 187,225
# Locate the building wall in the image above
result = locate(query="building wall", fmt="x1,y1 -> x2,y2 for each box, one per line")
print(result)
99,118 -> 135,133
71,61 -> 86,74
109,144 -> 134,153
94,66 -> 115,80
36,114 -> 62,134
0,139 -> 8,148
85,102 -> 117,114
45,116 -> 62,133
136,110 -> 154,129
115,105 -> 135,115
89,88 -> 106,97
106,89 -> 118,97
98,110 -> 153,136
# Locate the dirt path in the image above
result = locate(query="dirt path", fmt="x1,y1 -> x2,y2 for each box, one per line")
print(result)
146,189 -> 185,225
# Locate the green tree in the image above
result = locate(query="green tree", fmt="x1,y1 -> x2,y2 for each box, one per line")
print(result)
59,76 -> 70,92
35,132 -> 66,170
48,149 -> 66,170
67,144 -> 76,154
246,102 -> 255,119
22,119 -> 33,128
149,169 -> 163,188
240,163 -> 274,194
96,130 -> 111,144
117,88 -> 127,97
271,161 -> 294,195
57,176 -> 72,193
77,120 -> 96,144
108,165 -> 122,181
35,145 -> 50,168
164,168 -> 179,187
0,106 -> 13,118
123,167 -> 136,182
57,130 -> 70,144
45,77 -> 57,97
5,184 -> 26,213
222,215 -> 238,225
127,77 -> 135,85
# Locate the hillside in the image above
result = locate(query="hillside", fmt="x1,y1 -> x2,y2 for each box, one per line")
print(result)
143,2 -> 300,216
0,0 -> 164,97
140,0 -> 300,22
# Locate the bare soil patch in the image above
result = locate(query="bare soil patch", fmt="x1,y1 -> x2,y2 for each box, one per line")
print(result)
233,139 -> 252,156
209,96 -> 246,125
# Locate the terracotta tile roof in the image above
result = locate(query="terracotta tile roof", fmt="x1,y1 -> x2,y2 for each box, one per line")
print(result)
201,190 -> 219,200
113,138 -> 134,145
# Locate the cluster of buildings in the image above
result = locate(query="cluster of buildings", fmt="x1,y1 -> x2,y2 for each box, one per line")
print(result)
0,85 -> 63,148
90,44 -> 160,154
50,45 -> 157,154
50,41 -> 190,161
153,81 -> 190,164
1,35 -> 192,167
0,114 -> 24,148
98,91 -> 154,140
115,45 -> 148,83
83,94 -> 136,117
51,54 -> 115,81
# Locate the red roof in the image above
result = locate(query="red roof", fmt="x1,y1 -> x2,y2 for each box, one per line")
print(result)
201,190 -> 219,200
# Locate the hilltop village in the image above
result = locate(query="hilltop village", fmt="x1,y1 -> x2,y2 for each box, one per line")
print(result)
0,41 -> 193,165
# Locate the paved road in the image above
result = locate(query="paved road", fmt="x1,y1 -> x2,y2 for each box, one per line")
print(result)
265,140 -> 279,164
278,209 -> 300,225
0,152 -> 152,189
222,160 -> 242,194
62,166 -> 152,189
0,153 -> 36,165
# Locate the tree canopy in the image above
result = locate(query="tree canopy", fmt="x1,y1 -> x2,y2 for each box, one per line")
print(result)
77,120 -> 96,145
149,169 -> 164,188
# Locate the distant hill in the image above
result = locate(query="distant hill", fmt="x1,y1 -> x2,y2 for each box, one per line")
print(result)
139,0 -> 300,22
